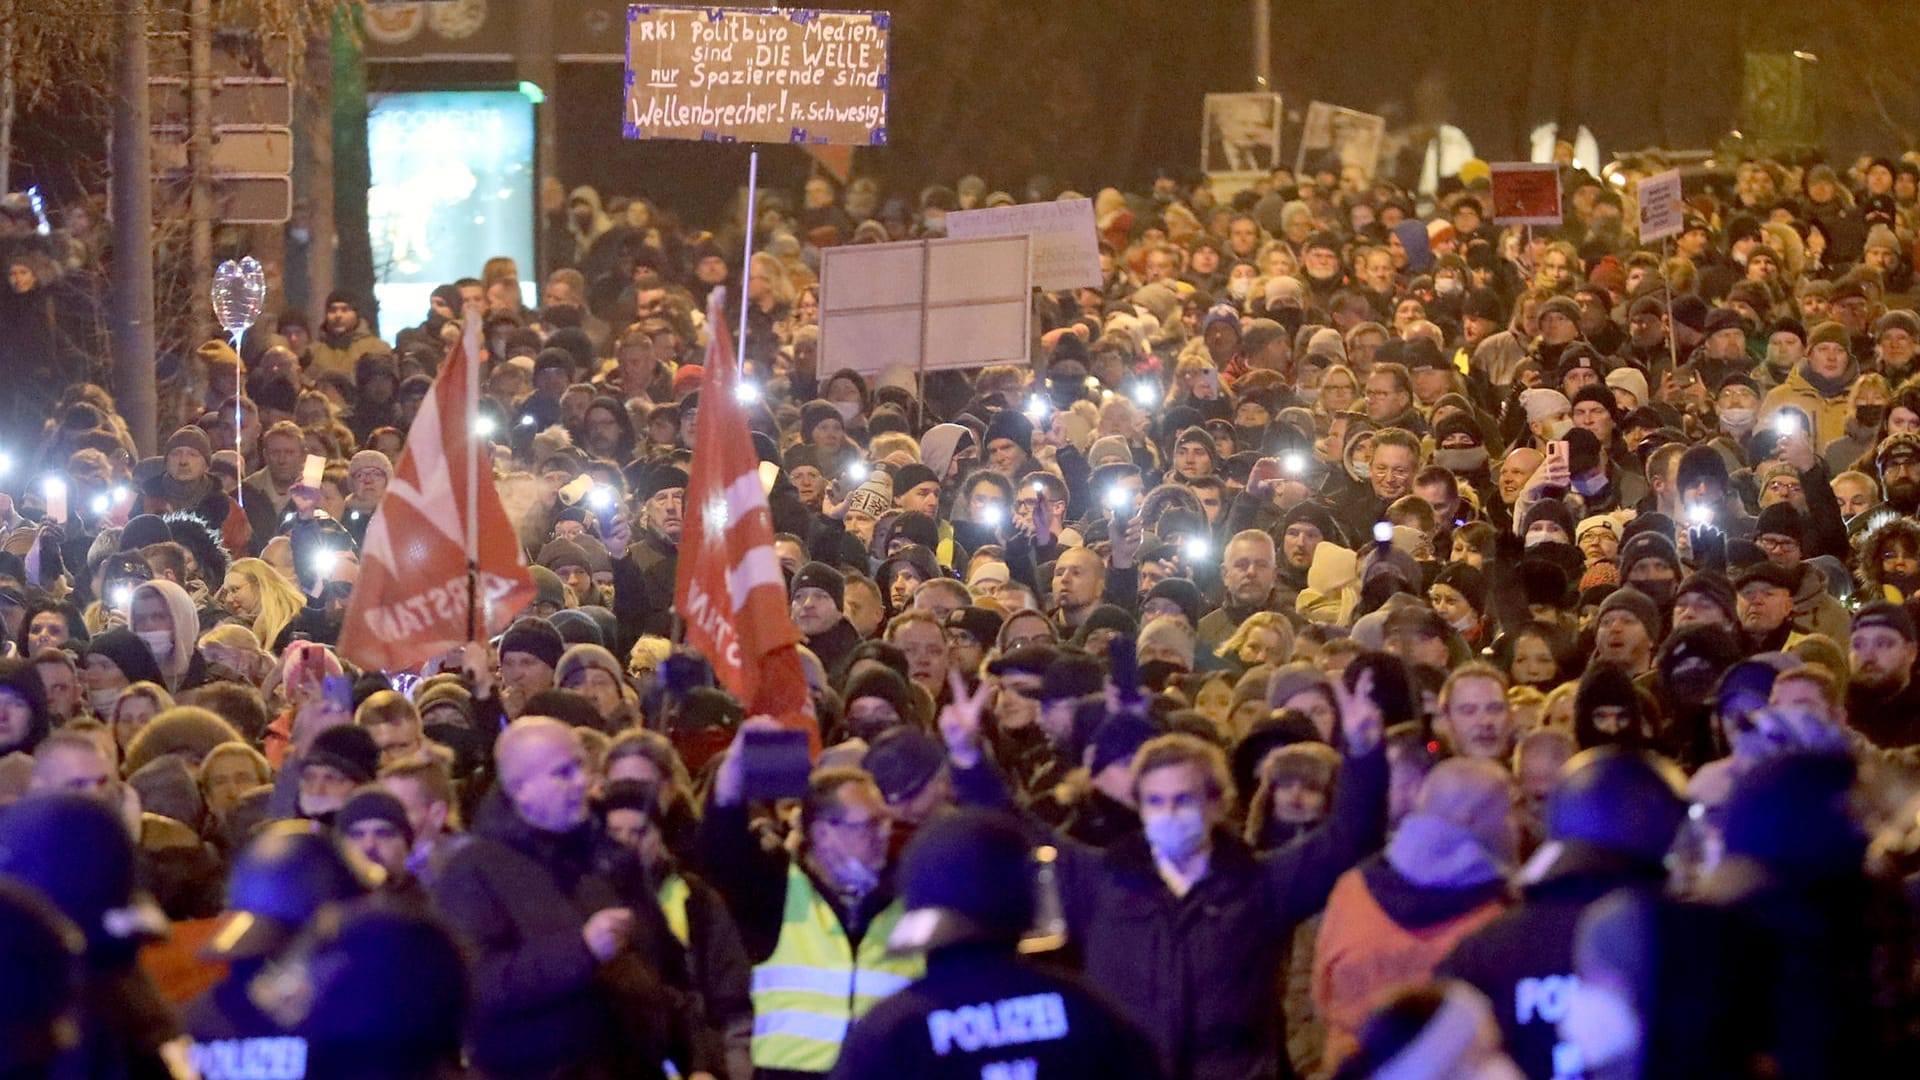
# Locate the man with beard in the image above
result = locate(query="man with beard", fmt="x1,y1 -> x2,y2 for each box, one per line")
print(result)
1873,432 -> 1920,517
308,290 -> 393,380
1275,502 -> 1342,613
1846,602 -> 1920,747
1300,231 -> 1348,307
613,463 -> 686,640
700,719 -> 924,1076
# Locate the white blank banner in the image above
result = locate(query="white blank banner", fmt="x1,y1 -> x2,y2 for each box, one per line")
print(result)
819,234 -> 1032,376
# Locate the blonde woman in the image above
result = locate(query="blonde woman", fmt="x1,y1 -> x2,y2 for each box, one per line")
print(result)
129,579 -> 205,693
1218,610 -> 1295,670
111,682 -> 175,757
216,557 -> 308,651
199,624 -> 275,686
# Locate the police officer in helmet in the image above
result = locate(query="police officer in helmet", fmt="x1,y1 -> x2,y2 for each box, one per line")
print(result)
828,808 -> 1166,1080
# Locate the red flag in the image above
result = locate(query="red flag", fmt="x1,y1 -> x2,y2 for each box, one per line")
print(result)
677,288 -> 819,753
338,326 -> 534,671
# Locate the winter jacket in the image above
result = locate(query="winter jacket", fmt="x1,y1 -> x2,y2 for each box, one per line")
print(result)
307,323 -> 392,381
140,475 -> 252,560
1310,825 -> 1508,1071
1438,853 -> 1667,1080
1056,741 -> 1388,1080
432,792 -> 690,1079
1760,364 -> 1854,454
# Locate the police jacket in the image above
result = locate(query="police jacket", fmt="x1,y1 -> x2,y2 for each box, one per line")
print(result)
827,942 -> 1166,1080
1436,850 -> 1668,1080
1055,742 -> 1387,1080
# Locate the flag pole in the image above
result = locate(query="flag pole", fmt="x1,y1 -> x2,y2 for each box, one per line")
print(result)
737,147 -> 758,375
464,307 -> 481,647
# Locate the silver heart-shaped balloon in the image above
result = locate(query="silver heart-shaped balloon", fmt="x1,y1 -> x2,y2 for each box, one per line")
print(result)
211,258 -> 266,336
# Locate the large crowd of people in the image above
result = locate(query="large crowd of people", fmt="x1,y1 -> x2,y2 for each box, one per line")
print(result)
3,145 -> 1920,1080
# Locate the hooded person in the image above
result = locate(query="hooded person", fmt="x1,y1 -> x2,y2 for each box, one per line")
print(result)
1760,320 -> 1857,452
1574,663 -> 1653,750
1439,747 -> 1688,1079
1311,758 -> 1515,1072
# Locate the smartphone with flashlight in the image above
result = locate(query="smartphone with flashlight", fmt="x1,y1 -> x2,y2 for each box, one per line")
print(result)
41,477 -> 66,525
1773,412 -> 1800,437
1548,440 -> 1570,472
302,453 -> 326,490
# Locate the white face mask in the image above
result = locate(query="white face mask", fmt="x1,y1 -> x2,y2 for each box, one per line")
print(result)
1719,407 -> 1756,431
89,688 -> 121,715
1227,278 -> 1252,300
1436,276 -> 1464,295
1559,979 -> 1641,1073
137,629 -> 175,663
1142,806 -> 1209,861
832,400 -> 860,422
1544,417 -> 1575,441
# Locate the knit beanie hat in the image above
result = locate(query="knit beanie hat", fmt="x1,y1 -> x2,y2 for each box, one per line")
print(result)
791,561 -> 847,607
1806,320 -> 1849,352
554,643 -> 625,694
1597,588 -> 1660,638
983,409 -> 1034,456
305,725 -> 381,784
498,617 -> 565,671
844,474 -> 893,519
164,426 -> 212,462
335,787 -> 415,846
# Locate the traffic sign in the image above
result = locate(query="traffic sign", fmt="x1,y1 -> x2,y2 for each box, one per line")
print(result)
151,127 -> 293,175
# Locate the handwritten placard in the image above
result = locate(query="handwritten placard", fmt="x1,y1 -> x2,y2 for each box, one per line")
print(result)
623,5 -> 889,146
946,197 -> 1101,291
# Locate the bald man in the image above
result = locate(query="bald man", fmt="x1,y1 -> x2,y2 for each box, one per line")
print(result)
432,716 -> 694,1079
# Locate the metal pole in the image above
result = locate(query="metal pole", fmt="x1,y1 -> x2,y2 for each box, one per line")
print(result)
0,0 -> 15,194
464,307 -> 481,645
735,147 -> 757,373
1664,236 -> 1679,378
110,0 -> 157,455
189,0 -> 213,347
1251,0 -> 1270,89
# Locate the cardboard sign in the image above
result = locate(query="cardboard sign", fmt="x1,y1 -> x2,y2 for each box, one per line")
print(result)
1489,162 -> 1563,226
947,197 -> 1101,292
1636,168 -> 1685,242
623,6 -> 889,145
818,235 -> 1032,376
1295,101 -> 1386,179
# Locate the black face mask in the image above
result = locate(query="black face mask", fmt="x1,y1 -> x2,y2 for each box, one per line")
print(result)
1858,404 -> 1888,429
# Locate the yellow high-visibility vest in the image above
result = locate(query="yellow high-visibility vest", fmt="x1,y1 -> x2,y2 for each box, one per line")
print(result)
748,864 -> 923,1072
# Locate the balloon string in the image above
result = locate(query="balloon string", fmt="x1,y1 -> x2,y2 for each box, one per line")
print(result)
231,328 -> 245,510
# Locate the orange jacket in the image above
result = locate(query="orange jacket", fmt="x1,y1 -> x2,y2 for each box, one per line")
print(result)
1311,865 -> 1506,1072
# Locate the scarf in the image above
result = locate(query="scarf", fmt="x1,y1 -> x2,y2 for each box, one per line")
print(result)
1798,357 -> 1858,400
156,473 -> 217,510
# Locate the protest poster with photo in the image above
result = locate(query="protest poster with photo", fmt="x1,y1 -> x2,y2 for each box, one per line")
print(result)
1201,93 -> 1283,174
1295,101 -> 1386,180
623,6 -> 889,145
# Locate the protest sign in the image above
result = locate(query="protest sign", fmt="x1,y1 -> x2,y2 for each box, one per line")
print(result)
1636,169 -> 1685,242
1202,93 -> 1282,173
1295,102 -> 1385,179
1490,162 -> 1563,226
624,6 -> 889,145
947,197 -> 1100,291
819,235 -> 1032,376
